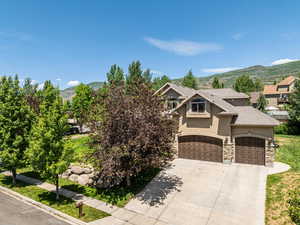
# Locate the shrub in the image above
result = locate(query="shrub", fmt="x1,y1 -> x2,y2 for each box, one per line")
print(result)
287,189 -> 300,225
274,122 -> 300,135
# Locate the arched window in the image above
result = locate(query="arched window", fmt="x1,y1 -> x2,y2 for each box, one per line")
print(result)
191,98 -> 205,113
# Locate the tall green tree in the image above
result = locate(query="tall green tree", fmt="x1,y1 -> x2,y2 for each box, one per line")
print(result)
72,84 -> 93,132
142,69 -> 152,84
257,93 -> 267,112
40,80 -> 60,113
126,61 -> 143,86
233,75 -> 255,93
27,97 -> 73,200
152,75 -> 171,90
254,78 -> 263,91
212,77 -> 224,89
288,80 -> 300,123
106,64 -> 124,86
0,76 -> 33,185
182,70 -> 197,89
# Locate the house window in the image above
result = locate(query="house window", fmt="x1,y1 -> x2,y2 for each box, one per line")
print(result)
167,98 -> 178,110
191,98 -> 206,113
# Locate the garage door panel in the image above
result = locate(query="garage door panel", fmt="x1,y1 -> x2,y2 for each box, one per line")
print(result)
235,137 -> 265,165
178,135 -> 223,162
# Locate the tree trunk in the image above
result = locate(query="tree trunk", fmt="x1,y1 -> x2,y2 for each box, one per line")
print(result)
126,174 -> 131,187
55,175 -> 59,201
11,168 -> 17,186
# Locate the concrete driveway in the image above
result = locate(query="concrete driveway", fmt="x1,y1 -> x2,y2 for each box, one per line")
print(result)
125,159 -> 268,225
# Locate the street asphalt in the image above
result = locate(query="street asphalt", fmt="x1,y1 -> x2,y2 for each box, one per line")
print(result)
0,191 -> 71,225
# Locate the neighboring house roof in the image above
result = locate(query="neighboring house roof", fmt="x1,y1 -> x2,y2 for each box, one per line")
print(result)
202,88 -> 249,99
155,82 -> 196,97
232,106 -> 280,126
263,76 -> 297,95
277,76 -> 296,86
263,85 -> 278,95
249,92 -> 260,104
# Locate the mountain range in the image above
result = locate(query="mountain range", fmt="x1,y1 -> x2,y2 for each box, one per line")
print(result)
61,60 -> 300,99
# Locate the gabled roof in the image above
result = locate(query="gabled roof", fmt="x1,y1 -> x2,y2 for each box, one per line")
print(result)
171,91 -> 237,115
232,106 -> 280,126
202,88 -> 249,99
277,76 -> 296,86
263,85 -> 278,95
155,82 -> 195,97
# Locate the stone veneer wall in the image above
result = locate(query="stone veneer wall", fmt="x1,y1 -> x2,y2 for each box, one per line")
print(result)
265,139 -> 275,167
223,141 -> 234,163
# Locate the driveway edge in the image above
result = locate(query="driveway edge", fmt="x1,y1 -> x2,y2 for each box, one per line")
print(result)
0,185 -> 87,225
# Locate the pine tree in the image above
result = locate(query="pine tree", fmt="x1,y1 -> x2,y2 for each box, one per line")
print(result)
182,70 -> 197,89
106,64 -> 124,86
233,75 -> 255,93
142,69 -> 152,84
288,80 -> 300,123
257,93 -> 267,112
212,77 -> 224,89
0,76 -> 33,185
27,97 -> 73,200
72,84 -> 93,132
152,75 -> 171,90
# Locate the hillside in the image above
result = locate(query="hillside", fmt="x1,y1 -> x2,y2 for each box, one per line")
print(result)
60,81 -> 104,100
61,60 -> 300,99
195,60 -> 300,88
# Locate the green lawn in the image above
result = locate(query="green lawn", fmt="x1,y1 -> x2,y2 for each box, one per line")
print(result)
18,166 -> 160,207
0,174 -> 110,222
266,135 -> 300,225
67,135 -> 95,164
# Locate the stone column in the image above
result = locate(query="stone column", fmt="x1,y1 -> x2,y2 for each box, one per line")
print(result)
223,138 -> 234,164
265,139 -> 275,167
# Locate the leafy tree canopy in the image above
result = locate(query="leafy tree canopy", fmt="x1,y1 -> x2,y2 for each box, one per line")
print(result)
0,76 -> 33,185
212,77 -> 224,89
152,75 -> 171,90
233,75 -> 256,93
27,96 -> 73,200
182,70 -> 197,89
106,64 -> 124,86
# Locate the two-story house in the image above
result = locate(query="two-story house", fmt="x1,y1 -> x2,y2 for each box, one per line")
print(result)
263,76 -> 297,108
156,83 -> 279,166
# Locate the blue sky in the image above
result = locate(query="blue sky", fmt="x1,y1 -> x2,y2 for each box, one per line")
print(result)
1,0 -> 300,89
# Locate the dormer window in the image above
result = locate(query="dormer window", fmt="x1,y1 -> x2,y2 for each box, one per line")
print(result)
191,98 -> 205,113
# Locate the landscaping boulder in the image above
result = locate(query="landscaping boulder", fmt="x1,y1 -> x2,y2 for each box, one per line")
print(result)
69,174 -> 79,182
70,166 -> 85,175
77,174 -> 90,186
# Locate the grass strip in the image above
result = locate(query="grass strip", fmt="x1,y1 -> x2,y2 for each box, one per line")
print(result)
18,167 -> 160,207
0,174 -> 110,222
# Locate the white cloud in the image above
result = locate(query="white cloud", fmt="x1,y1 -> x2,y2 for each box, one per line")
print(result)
271,58 -> 299,65
150,70 -> 164,76
67,80 -> 80,87
31,80 -> 37,85
144,37 -> 222,56
38,83 -> 44,90
201,67 -> 240,74
56,78 -> 61,81
232,32 -> 245,40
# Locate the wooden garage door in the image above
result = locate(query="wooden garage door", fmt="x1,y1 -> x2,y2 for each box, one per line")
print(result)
178,135 -> 223,162
235,137 -> 265,165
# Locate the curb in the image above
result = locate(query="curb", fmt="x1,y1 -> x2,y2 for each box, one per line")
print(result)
0,185 -> 87,225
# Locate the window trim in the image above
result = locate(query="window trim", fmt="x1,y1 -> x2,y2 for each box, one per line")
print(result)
190,98 -> 206,113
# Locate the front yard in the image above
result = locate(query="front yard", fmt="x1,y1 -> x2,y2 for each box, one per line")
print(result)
266,135 -> 300,225
16,135 -> 160,207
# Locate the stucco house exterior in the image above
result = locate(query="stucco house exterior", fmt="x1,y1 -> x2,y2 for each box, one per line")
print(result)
156,83 -> 279,166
